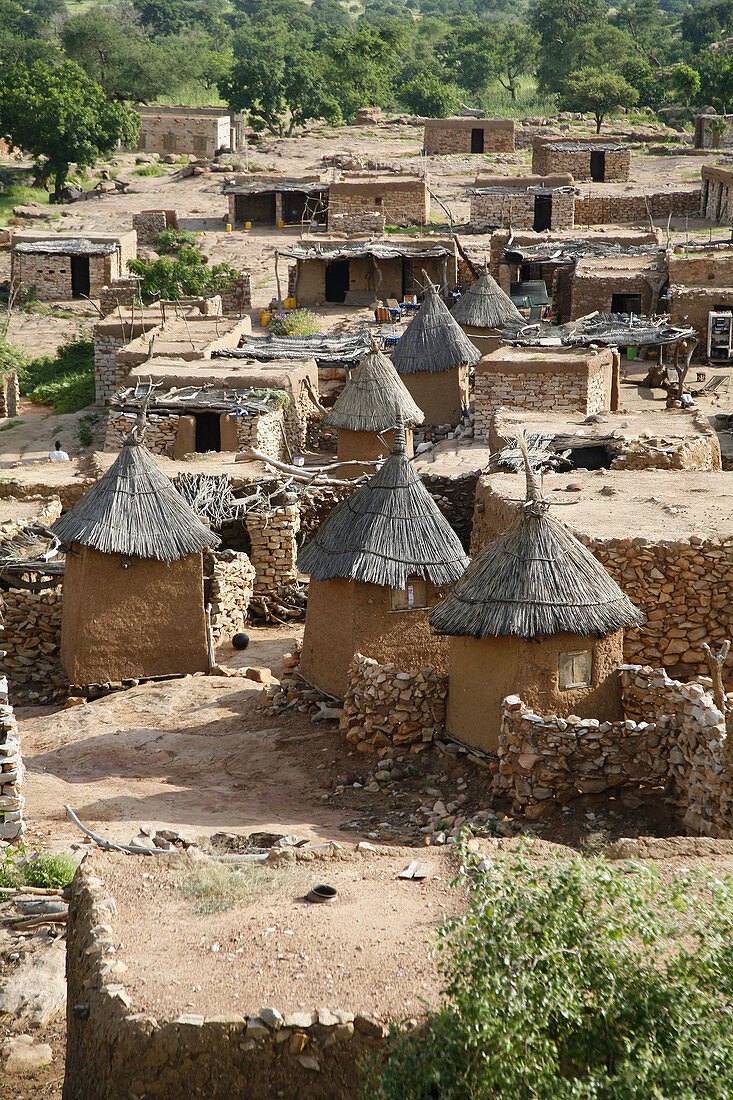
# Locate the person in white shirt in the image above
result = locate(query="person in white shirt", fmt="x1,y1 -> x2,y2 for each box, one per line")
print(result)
49,440 -> 70,462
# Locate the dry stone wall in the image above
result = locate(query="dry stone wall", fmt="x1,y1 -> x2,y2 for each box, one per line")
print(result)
469,190 -> 574,231
221,272 -> 252,315
339,653 -> 447,750
611,428 -> 721,472
245,505 -> 300,595
328,181 -> 428,227
131,211 -> 168,247
575,190 -> 700,225
204,549 -> 255,644
0,372 -> 19,417
105,411 -> 179,456
0,585 -> 64,704
474,358 -> 607,430
531,141 -> 631,181
328,212 -> 386,235
137,113 -> 229,157
0,677 -> 24,841
99,279 -> 142,315
423,120 -> 515,155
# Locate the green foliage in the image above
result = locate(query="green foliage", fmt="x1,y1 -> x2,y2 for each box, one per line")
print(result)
249,387 -> 290,409
669,63 -> 701,106
0,337 -> 28,378
0,60 -> 139,198
0,846 -> 76,889
78,412 -> 101,447
178,860 -> 306,914
128,244 -> 237,301
133,165 -> 166,176
154,227 -> 198,252
397,72 -> 458,117
560,67 -> 639,132
369,853 -> 733,1100
21,337 -> 95,414
268,308 -> 322,336
0,182 -> 51,227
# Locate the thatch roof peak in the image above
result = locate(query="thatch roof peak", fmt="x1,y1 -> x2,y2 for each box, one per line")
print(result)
52,436 -> 220,562
322,345 -> 423,432
298,429 -> 468,589
429,454 -> 642,640
450,272 -> 523,329
390,280 -> 481,376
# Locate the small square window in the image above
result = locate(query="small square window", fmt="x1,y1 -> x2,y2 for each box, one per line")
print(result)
390,577 -> 428,611
375,196 -> 383,205
558,649 -> 592,690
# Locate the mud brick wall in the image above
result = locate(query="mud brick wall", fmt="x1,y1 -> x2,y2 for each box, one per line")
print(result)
64,858 -> 393,1100
532,141 -> 631,182
221,272 -> 252,315
204,549 -> 255,644
137,114 -> 229,157
470,480 -> 733,686
469,190 -> 574,231
328,181 -> 429,227
339,653 -> 447,750
575,190 -> 701,225
0,585 -> 65,704
474,355 -> 609,431
245,505 -> 300,594
0,677 -> 24,841
668,283 -> 733,348
423,120 -> 515,155
328,212 -> 386,235
105,411 -> 179,455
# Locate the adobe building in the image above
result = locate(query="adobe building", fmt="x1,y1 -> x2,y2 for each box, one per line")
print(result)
450,271 -> 523,356
695,113 -> 733,149
136,106 -> 243,158
391,282 -> 481,426
52,418 -> 220,685
532,137 -> 631,182
423,117 -> 515,155
700,165 -> 733,222
667,242 -> 733,349
224,176 -> 328,228
298,422 -> 468,697
429,451 -> 642,753
473,346 -> 613,437
569,252 -> 663,319
468,175 -> 576,232
328,173 -> 430,229
283,237 -> 458,307
321,343 -> 423,474
10,231 -> 137,302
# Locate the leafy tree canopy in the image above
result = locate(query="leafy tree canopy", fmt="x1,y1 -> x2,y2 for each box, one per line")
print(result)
560,66 -> 638,131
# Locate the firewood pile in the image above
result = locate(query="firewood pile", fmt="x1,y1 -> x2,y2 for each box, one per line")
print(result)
247,581 -> 309,624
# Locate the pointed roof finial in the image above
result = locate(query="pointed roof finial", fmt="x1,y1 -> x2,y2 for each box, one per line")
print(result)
125,387 -> 151,447
517,432 -> 546,513
392,414 -> 406,455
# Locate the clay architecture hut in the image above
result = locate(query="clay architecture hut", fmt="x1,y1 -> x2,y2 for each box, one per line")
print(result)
52,419 -> 219,685
429,446 -> 642,753
450,272 -> 523,356
298,422 -> 468,697
391,282 -> 481,426
321,344 -> 424,474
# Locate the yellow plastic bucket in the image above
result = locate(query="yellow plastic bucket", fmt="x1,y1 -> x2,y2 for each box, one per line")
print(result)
245,221 -> 252,230
225,223 -> 232,233
277,219 -> 284,228
260,310 -> 272,327
284,297 -> 296,310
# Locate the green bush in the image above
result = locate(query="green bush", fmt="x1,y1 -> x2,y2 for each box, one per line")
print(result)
0,847 -> 76,889
128,246 -> 237,302
154,227 -> 197,253
22,337 -> 95,413
132,165 -> 165,177
268,308 -> 322,337
368,852 -> 733,1100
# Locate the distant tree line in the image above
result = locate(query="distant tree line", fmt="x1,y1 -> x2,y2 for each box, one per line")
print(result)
1,0 -> 733,184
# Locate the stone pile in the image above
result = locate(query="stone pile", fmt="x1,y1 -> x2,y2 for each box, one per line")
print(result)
245,505 -> 300,595
339,653 -> 447,751
0,677 -> 24,840
204,549 -> 256,644
0,586 -> 65,704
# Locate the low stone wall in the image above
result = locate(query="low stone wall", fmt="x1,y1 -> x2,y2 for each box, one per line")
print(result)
132,211 -> 168,247
65,858 -> 390,1099
221,272 -> 252,316
575,190 -> 700,225
474,356 -> 608,428
245,505 -> 300,595
469,190 -> 574,231
104,411 -> 178,455
0,372 -> 20,417
0,677 -> 24,841
339,653 -> 447,750
328,212 -> 386,235
204,549 -> 255,644
611,429 -> 721,472
236,409 -> 287,461
99,279 -> 142,316
0,584 -> 65,704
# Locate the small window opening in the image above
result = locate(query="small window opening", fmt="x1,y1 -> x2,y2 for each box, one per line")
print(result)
558,650 -> 593,690
390,577 -> 428,611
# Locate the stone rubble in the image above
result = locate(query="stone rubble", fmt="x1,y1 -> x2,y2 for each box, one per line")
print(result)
339,653 -> 447,751
0,676 -> 24,840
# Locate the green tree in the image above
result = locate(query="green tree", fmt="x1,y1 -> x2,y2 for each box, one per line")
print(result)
397,71 -> 458,116
669,62 -> 701,106
370,854 -> 733,1100
487,24 -> 537,103
560,67 -> 638,131
0,60 -> 139,198
128,245 -> 238,300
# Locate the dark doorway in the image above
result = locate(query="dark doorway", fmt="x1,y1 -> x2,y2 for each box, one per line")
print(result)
234,193 -> 277,225
325,259 -> 349,303
590,150 -> 606,182
70,255 -> 90,299
611,292 -> 642,315
470,128 -> 484,153
194,412 -> 221,453
533,194 -> 552,232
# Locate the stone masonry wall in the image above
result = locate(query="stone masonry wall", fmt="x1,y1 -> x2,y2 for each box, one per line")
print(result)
575,190 -> 700,225
339,653 -> 447,751
0,677 -> 24,841
99,279 -> 142,316
132,211 -> 168,247
569,270 -> 652,319
137,114 -> 229,157
328,212 -> 386,235
94,318 -> 160,405
328,182 -> 428,227
235,409 -> 288,461
611,427 -> 721,472
423,121 -> 515,155
244,505 -> 300,595
0,372 -> 19,417
0,584 -> 65,704
65,857 -> 390,1100
531,142 -> 631,182
12,251 -> 115,302
105,411 -> 179,456
469,190 -> 575,231
474,359 -> 606,431
204,549 -> 255,644
221,272 -> 252,315
668,284 -> 733,349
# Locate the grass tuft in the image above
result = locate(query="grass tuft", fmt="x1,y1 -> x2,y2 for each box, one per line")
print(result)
178,860 -> 308,915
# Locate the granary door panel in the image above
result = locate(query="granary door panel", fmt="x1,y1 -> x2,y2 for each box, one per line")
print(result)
533,194 -> 552,232
590,150 -> 605,182
470,128 -> 484,153
70,255 -> 90,299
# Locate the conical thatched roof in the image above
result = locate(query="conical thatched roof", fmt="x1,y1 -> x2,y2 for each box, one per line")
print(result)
450,272 -> 523,329
52,424 -> 220,562
390,283 -> 481,376
429,445 -> 642,640
298,422 -> 468,589
322,345 -> 424,432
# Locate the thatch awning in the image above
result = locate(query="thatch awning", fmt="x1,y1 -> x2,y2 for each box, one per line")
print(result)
298,423 -> 468,588
450,273 -> 523,329
391,284 -> 481,375
216,331 -> 371,363
502,314 -> 696,349
503,241 -> 662,267
52,427 -> 219,562
280,242 -> 453,262
14,238 -> 117,256
430,449 -> 642,640
322,346 -> 423,432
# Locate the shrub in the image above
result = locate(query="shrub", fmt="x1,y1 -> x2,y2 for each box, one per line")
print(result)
128,246 -> 237,302
268,308 -> 322,337
154,227 -> 197,253
368,852 -> 733,1099
24,852 -> 76,889
22,337 -> 95,413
